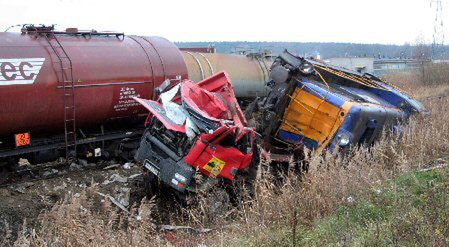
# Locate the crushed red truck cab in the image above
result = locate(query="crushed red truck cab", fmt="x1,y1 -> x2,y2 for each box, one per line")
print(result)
134,72 -> 256,193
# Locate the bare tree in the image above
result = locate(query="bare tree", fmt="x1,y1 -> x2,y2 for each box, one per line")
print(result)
414,35 -> 431,83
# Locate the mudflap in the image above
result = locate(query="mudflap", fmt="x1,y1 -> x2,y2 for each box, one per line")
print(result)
142,170 -> 158,196
135,129 -> 154,162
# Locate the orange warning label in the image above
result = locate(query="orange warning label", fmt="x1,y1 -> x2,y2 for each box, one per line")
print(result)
15,133 -> 31,147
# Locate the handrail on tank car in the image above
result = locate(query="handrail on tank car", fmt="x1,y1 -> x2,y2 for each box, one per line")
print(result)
21,24 -> 125,39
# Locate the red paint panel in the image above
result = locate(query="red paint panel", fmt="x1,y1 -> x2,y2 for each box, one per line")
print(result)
186,129 -> 254,180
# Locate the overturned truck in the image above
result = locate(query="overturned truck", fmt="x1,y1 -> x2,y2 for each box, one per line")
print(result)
134,50 -> 425,195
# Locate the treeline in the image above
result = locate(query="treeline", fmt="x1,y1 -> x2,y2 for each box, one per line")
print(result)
176,41 -> 449,59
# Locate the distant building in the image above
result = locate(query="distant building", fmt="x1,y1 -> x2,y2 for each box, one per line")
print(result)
373,59 -> 426,76
431,59 -> 449,64
325,57 -> 436,76
326,57 -> 375,74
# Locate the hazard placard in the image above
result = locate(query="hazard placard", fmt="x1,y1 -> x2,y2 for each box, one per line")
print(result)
203,156 -> 226,177
15,133 -> 31,147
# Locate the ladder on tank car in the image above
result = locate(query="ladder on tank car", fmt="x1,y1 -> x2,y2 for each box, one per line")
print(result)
44,33 -> 77,160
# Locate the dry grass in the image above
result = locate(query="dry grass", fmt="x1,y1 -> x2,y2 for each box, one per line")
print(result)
4,71 -> 449,246
4,188 -> 164,247
423,63 -> 449,85
384,69 -> 449,100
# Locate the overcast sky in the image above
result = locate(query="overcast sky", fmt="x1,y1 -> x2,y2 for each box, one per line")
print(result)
0,0 -> 444,44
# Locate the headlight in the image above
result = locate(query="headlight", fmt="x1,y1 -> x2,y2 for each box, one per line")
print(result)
174,173 -> 187,183
337,133 -> 351,147
300,62 -> 314,75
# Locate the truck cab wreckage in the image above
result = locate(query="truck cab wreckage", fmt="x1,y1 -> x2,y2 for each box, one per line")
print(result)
134,72 -> 256,193
133,50 -> 425,195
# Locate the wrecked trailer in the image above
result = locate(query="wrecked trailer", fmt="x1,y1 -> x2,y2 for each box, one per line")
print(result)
133,72 -> 257,194
260,50 -> 425,157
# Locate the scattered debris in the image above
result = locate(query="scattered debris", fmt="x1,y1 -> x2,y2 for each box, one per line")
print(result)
97,192 -> 129,214
57,170 -> 68,175
42,169 -> 59,178
123,163 -> 133,170
13,186 -> 25,194
1,161 -> 144,243
78,182 -> 87,188
53,182 -> 67,191
115,187 -> 131,207
94,148 -> 102,157
78,159 -> 88,168
103,164 -> 120,170
128,173 -> 142,180
158,225 -> 212,234
114,174 -> 127,183
346,196 -> 355,204
69,163 -> 83,171
419,162 -> 449,172
17,158 -> 30,167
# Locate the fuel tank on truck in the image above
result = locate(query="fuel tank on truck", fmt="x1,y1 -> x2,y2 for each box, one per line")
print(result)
0,26 -> 188,139
182,51 -> 272,98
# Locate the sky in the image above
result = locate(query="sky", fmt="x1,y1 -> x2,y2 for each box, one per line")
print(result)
0,0 -> 444,44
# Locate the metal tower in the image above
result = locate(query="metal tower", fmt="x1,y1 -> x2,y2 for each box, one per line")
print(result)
431,0 -> 445,59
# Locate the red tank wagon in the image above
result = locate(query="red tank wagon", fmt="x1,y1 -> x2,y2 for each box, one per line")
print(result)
0,25 -> 187,161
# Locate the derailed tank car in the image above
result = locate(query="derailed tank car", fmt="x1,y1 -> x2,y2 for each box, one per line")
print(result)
0,25 -> 188,162
260,50 -> 425,157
